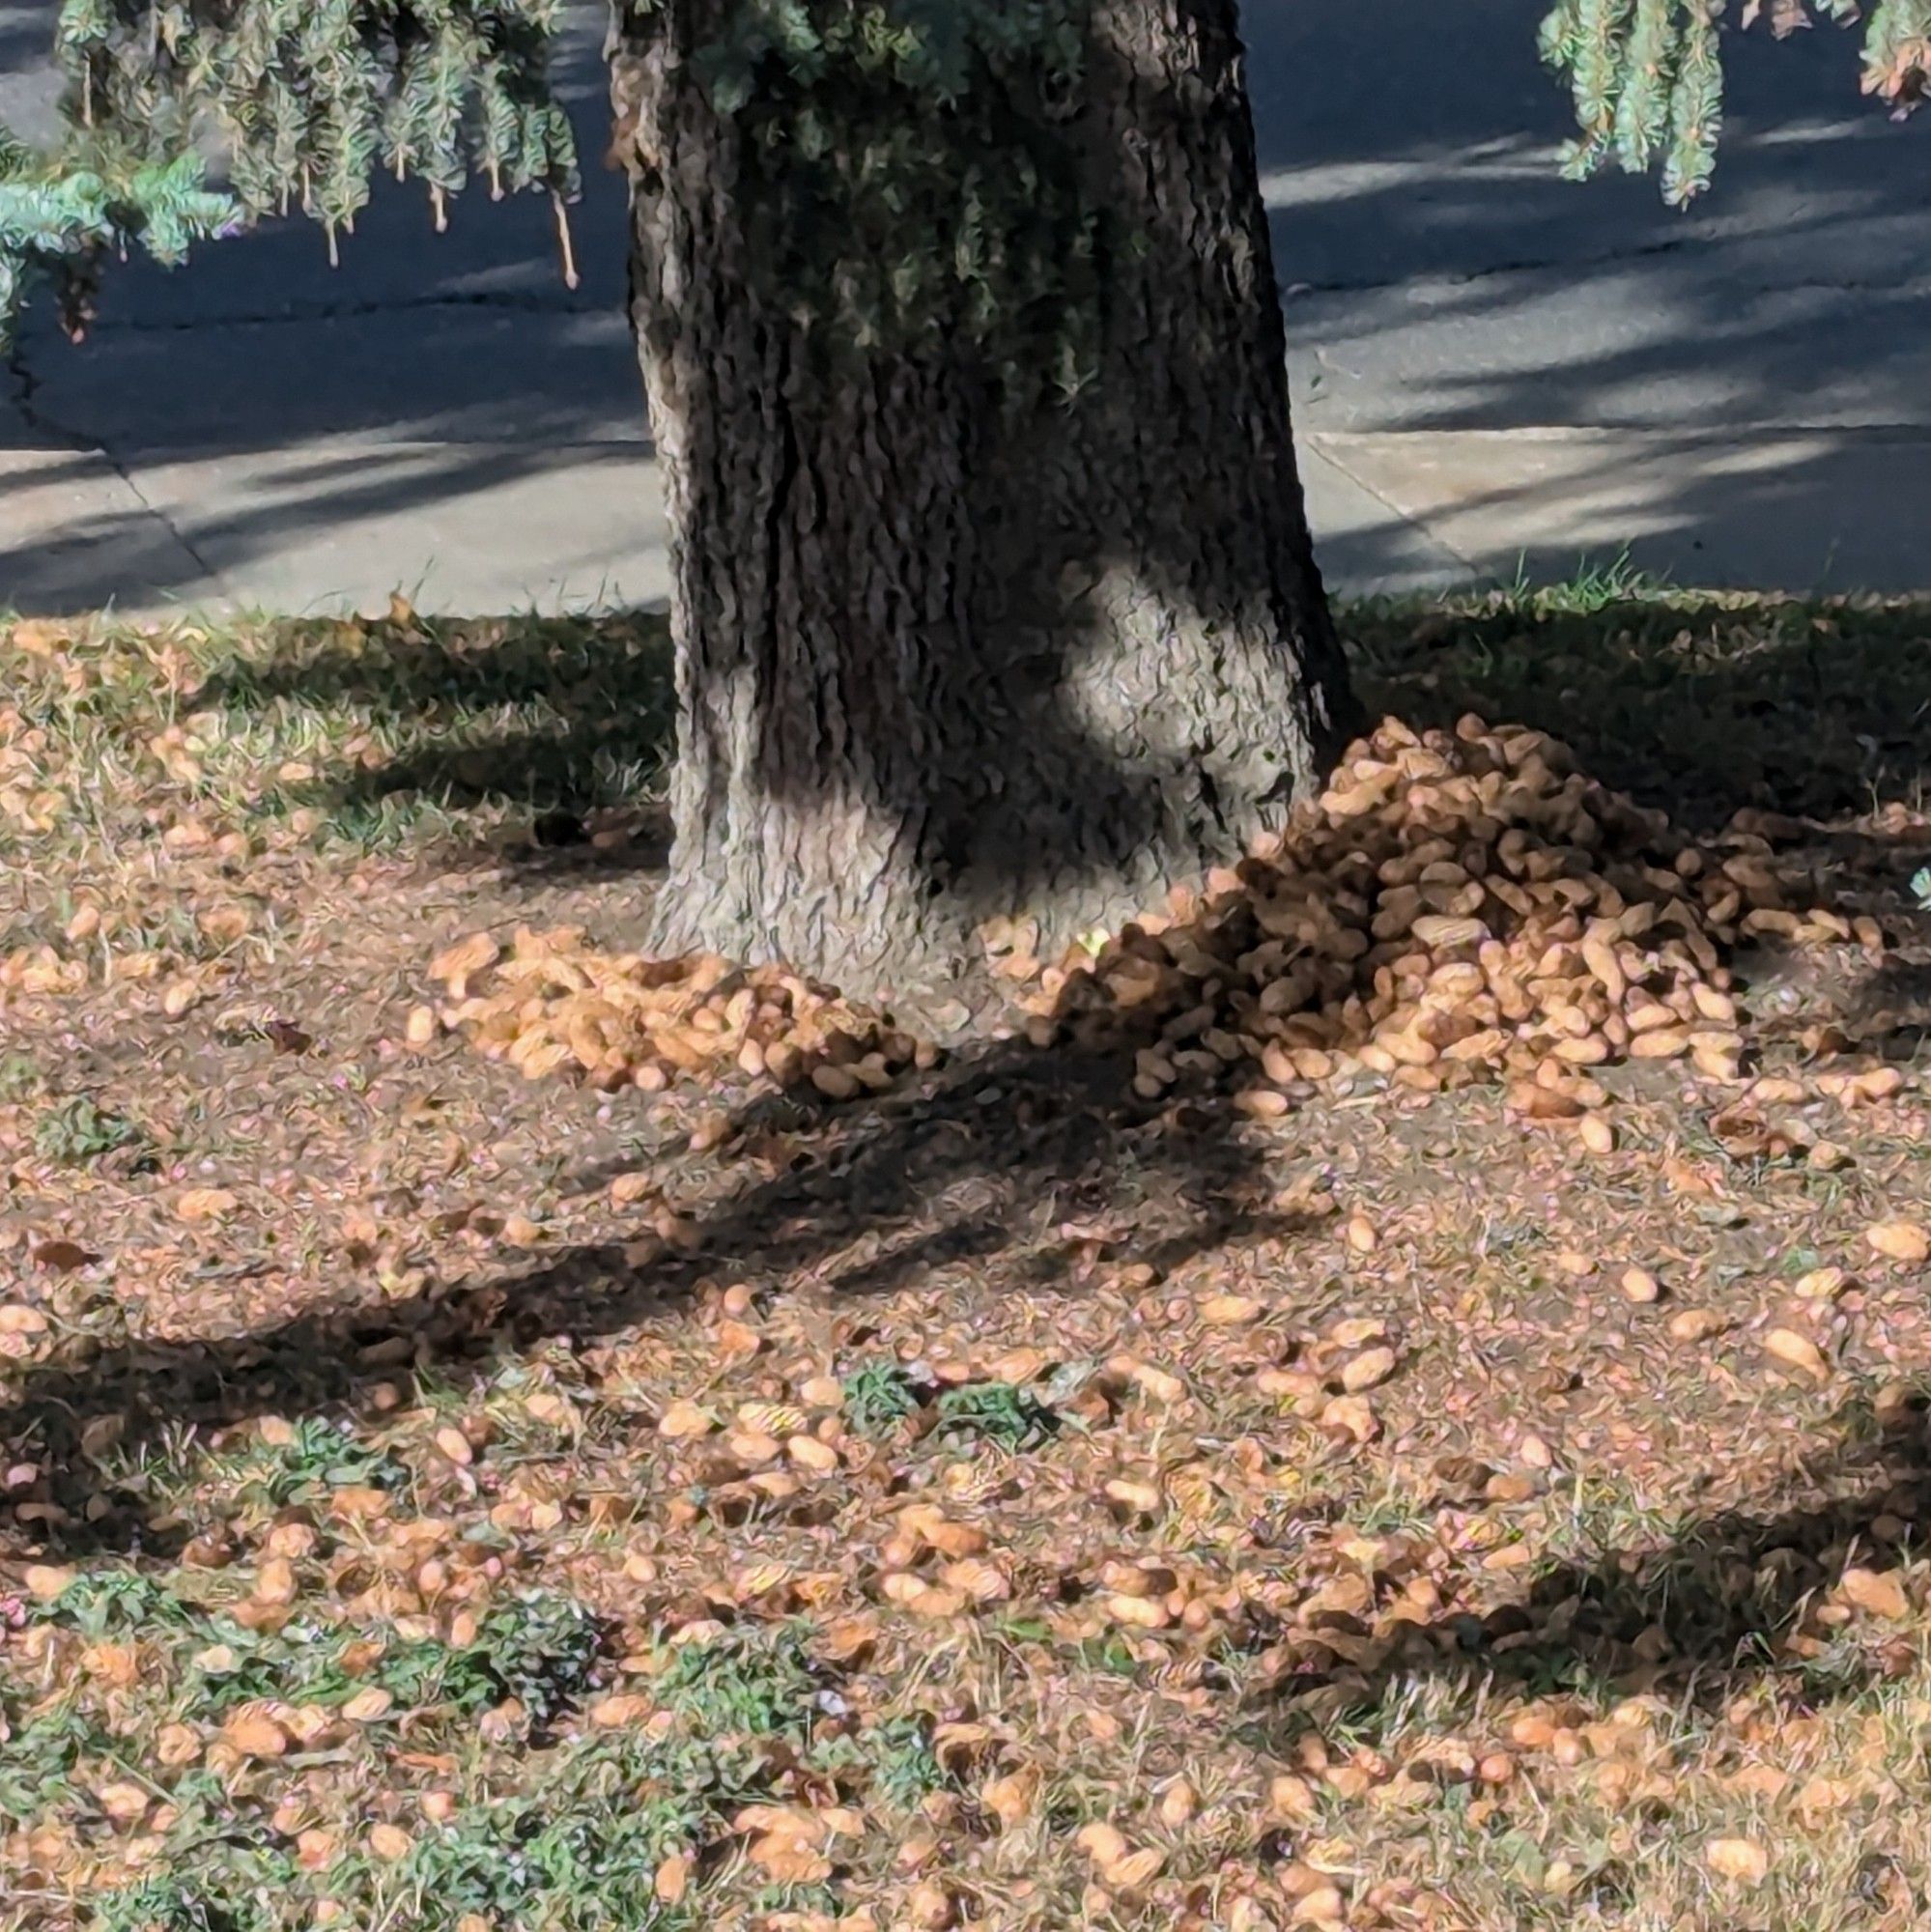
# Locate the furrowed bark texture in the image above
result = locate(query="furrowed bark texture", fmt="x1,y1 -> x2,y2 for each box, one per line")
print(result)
610,0 -> 1355,1016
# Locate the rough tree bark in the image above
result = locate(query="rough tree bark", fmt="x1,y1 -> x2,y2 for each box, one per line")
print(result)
609,0 -> 1356,1020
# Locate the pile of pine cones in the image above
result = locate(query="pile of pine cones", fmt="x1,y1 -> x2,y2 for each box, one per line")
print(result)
1008,715 -> 1869,1122
433,715 -> 1870,1122
429,928 -> 935,1098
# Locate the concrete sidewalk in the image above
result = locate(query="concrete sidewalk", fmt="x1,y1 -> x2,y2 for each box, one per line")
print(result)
7,412 -> 1928,619
3,0 -> 1928,615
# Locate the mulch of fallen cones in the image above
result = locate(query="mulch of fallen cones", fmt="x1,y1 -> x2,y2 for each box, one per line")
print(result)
429,715 -> 1880,1133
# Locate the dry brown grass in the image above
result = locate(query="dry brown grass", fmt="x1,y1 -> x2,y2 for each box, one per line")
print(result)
3,591 -> 1931,1932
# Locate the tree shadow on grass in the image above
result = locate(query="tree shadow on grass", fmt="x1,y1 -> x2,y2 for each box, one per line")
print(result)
8,1111 -> 1929,1759
4,1013 -> 1927,1757
0,948 -> 1928,1782
20,594 -> 1916,1570
1,783 -> 1925,1570
1232,1387 -> 1931,1754
180,593 -> 1931,869
185,591 -> 1931,1065
185,609 -> 679,830
0,1020 -> 1294,1560
8,600 -> 1931,1769
1350,589 -> 1931,836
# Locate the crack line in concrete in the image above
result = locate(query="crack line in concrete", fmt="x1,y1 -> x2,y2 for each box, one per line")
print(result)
1278,227 -> 1928,302
7,341 -> 226,588
1304,434 -> 1482,576
69,286 -> 604,338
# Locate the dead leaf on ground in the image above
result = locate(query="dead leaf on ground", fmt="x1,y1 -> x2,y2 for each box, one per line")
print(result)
1764,1326 -> 1831,1379
1839,1567 -> 1911,1620
1705,1837 -> 1770,1886
176,1187 -> 240,1223
32,1238 -> 99,1271
1867,1220 -> 1930,1266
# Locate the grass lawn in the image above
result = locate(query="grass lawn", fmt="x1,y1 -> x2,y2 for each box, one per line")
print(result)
2,582 -> 1931,1932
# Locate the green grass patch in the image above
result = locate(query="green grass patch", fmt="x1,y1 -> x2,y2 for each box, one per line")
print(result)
87,1734 -> 736,1932
361,1734 -> 722,1932
33,1566 -> 202,1637
839,1358 -> 923,1438
204,1416 -> 411,1510
931,1379 -> 1058,1452
33,1568 -> 605,1732
33,1094 -> 149,1166
1350,582 -> 1931,828
7,591 -> 1926,875
0,1695 -> 110,1825
654,1619 -> 820,1742
0,609 -> 675,863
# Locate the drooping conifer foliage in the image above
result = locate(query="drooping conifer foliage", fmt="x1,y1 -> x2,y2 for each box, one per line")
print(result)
0,0 -> 1922,341
1538,0 -> 1927,207
0,120 -> 236,340
2,0 -> 579,344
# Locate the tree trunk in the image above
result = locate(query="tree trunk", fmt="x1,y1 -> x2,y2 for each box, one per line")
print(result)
609,0 -> 1355,1021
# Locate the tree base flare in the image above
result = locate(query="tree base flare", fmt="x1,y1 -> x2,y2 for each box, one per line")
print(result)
637,745 -> 1345,1033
